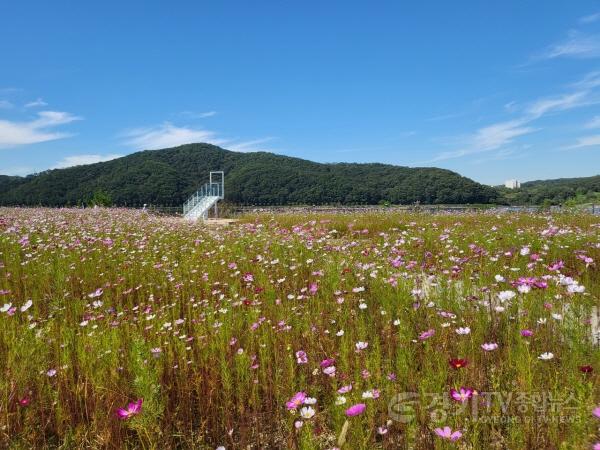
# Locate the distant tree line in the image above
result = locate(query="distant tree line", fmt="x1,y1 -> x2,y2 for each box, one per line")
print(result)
497,175 -> 600,206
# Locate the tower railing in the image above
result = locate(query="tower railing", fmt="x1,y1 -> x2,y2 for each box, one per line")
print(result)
183,171 -> 225,218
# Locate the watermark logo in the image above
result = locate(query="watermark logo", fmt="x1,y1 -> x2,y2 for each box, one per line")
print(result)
388,390 -> 582,424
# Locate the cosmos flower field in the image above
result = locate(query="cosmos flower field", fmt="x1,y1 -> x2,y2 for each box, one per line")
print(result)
0,208 -> 599,449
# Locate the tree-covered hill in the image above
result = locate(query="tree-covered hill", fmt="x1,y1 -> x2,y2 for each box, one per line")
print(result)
0,143 -> 499,206
498,175 -> 600,205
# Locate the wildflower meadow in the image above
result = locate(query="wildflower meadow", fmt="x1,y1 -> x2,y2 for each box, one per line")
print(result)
0,207 -> 599,449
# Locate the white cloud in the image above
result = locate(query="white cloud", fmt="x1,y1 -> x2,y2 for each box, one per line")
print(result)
426,119 -> 536,163
122,122 -> 225,150
564,134 -> 600,150
122,122 -> 274,153
580,12 -> 600,24
178,110 -> 218,119
0,100 -> 13,109
24,98 -> 48,108
225,137 -> 275,152
540,31 -> 600,59
0,110 -> 81,149
572,71 -> 600,90
525,91 -> 590,118
52,154 -> 123,169
585,115 -> 600,128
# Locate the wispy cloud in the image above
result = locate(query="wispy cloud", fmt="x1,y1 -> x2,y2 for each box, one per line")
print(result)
24,98 -> 48,108
225,137 -> 275,152
424,119 -> 536,163
572,71 -> 600,90
123,123 -> 223,150
563,134 -> 600,150
585,115 -> 600,128
472,147 -> 529,165
0,110 -> 81,149
425,69 -> 600,164
539,30 -> 600,60
580,12 -> 600,24
525,91 -> 591,118
122,122 -> 274,153
52,154 -> 123,169
0,100 -> 13,109
178,110 -> 217,119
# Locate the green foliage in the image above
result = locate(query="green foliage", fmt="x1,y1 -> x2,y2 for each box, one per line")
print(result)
0,144 -> 499,206
498,175 -> 600,206
88,190 -> 113,207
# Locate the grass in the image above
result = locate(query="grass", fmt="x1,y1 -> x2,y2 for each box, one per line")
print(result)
0,207 -> 599,449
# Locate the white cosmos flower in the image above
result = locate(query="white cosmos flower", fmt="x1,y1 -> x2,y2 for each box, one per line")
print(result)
498,291 -> 516,302
20,300 -> 32,312
355,341 -> 368,351
538,352 -> 554,360
299,406 -> 315,419
335,396 -> 347,405
567,283 -> 585,293
455,327 -> 471,335
0,303 -> 12,313
304,397 -> 317,405
336,330 -> 344,336
494,274 -> 505,282
517,285 -> 531,294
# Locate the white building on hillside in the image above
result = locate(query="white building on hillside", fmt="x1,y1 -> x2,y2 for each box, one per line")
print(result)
504,179 -> 520,189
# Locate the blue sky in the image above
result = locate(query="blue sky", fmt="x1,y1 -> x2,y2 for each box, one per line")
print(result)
1,1 -> 600,185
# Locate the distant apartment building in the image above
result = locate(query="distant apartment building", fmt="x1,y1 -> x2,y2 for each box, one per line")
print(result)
504,179 -> 520,189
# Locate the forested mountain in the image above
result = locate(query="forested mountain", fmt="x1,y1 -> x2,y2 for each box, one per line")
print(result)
0,143 -> 499,206
498,175 -> 600,205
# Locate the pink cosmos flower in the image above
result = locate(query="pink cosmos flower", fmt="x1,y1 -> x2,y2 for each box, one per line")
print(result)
419,329 -> 435,341
434,426 -> 462,441
548,260 -> 564,271
116,398 -> 143,420
450,387 -> 474,403
345,403 -> 366,416
593,406 -> 600,419
593,443 -> 600,450
520,329 -> 533,337
337,384 -> 352,394
286,392 -> 307,410
308,283 -> 319,295
242,273 -> 254,283
323,366 -> 336,377
295,350 -> 308,364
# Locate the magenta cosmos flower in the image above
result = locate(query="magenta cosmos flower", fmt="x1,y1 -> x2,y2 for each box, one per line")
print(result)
286,392 -> 307,410
520,329 -> 533,337
419,329 -> 435,340
450,387 -> 474,403
116,398 -> 143,420
345,403 -> 366,416
434,426 -> 462,441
